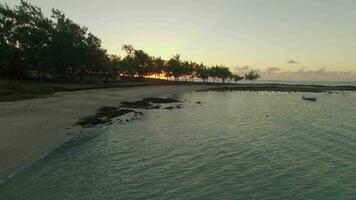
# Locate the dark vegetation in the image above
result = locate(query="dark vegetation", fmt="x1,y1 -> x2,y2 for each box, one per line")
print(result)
0,1 -> 260,89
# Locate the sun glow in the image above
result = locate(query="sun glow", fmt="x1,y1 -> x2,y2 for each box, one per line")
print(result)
145,73 -> 167,80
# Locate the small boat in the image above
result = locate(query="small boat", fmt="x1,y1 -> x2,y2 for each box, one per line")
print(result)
302,95 -> 317,102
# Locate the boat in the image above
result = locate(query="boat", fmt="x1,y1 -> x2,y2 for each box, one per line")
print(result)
302,95 -> 317,102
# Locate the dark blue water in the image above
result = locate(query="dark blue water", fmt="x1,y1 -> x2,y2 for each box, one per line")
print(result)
1,91 -> 356,199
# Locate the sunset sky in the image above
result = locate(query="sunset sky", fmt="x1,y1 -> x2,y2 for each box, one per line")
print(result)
4,0 -> 356,80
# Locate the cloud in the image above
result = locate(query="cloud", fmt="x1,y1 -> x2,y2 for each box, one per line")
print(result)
287,60 -> 300,64
261,66 -> 356,81
234,65 -> 263,75
233,65 -> 356,80
265,67 -> 281,73
234,65 -> 250,71
234,65 -> 250,74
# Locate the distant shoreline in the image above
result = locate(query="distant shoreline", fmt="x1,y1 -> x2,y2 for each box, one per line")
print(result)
198,83 -> 356,93
2,79 -> 356,103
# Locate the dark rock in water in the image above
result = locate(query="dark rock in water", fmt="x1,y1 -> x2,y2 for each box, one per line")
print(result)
164,105 -> 182,109
77,115 -> 110,127
151,105 -> 161,109
95,106 -> 129,118
120,97 -> 180,109
120,101 -> 153,109
78,97 -> 181,127
142,97 -> 181,104
164,106 -> 175,110
76,107 -> 139,127
98,106 -> 117,113
196,101 -> 202,104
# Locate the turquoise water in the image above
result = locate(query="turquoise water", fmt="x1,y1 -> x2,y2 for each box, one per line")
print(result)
1,91 -> 356,199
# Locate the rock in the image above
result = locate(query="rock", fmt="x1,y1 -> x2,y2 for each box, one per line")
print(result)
142,97 -> 181,103
120,97 -> 180,109
120,101 -> 153,109
76,107 -> 139,127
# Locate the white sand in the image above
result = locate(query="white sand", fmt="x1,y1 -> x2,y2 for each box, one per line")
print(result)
0,85 -> 211,181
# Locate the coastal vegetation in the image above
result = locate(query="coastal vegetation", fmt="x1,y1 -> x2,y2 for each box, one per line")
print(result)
245,70 -> 261,85
0,1 -> 260,85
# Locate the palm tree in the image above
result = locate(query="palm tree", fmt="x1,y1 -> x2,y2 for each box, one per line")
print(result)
209,65 -> 231,83
188,61 -> 199,82
195,63 -> 209,83
132,49 -> 151,78
245,70 -> 261,85
233,74 -> 244,83
209,66 -> 218,82
167,54 -> 183,81
217,66 -> 232,83
152,57 -> 165,79
122,44 -> 134,57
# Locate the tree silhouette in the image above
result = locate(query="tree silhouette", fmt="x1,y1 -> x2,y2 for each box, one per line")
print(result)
0,1 -> 259,85
195,63 -> 209,83
232,74 -> 244,83
245,70 -> 261,85
152,57 -> 165,78
166,54 -> 183,81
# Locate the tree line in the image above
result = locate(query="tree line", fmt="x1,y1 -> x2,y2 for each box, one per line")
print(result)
0,1 -> 260,83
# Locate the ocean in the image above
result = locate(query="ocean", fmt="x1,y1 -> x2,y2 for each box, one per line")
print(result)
1,90 -> 356,199
206,79 -> 356,87
254,80 -> 356,87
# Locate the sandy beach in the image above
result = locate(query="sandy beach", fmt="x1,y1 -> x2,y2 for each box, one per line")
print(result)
0,85 -> 211,181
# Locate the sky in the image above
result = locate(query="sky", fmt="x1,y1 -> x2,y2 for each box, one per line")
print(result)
3,0 -> 356,80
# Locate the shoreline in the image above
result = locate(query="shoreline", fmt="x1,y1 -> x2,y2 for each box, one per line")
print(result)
0,85 -> 212,182
2,80 -> 356,103
197,83 -> 356,93
1,83 -> 355,183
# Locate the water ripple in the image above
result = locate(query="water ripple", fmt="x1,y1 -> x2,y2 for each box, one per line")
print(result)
1,92 -> 356,199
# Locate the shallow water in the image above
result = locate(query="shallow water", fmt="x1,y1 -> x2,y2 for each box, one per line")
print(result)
1,91 -> 356,199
